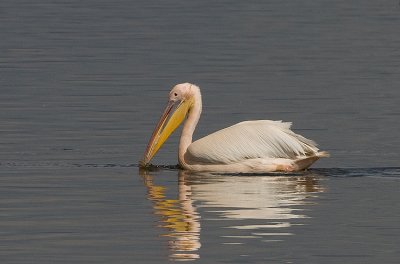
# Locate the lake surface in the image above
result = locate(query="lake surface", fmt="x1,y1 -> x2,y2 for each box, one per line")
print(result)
1,0 -> 400,263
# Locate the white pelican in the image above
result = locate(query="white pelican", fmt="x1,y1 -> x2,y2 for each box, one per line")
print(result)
140,83 -> 329,172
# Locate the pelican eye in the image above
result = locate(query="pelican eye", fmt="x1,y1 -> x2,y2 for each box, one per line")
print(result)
174,93 -> 178,96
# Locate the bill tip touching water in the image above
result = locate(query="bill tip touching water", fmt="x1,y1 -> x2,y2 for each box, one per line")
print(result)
140,83 -> 329,173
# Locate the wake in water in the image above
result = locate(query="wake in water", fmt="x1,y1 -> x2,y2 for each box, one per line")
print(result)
136,164 -> 400,178
2,161 -> 399,178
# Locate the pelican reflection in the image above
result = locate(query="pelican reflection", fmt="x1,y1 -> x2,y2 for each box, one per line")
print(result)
140,169 -> 201,261
140,169 -> 325,260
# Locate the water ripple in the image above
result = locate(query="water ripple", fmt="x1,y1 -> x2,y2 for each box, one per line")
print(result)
2,161 -> 399,178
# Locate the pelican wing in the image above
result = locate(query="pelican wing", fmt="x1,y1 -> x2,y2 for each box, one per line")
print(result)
185,120 -> 319,164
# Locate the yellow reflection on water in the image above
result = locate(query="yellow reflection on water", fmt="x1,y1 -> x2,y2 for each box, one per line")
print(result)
140,169 -> 201,261
140,169 -> 325,261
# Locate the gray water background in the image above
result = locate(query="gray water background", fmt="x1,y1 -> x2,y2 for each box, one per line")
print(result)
1,0 -> 400,263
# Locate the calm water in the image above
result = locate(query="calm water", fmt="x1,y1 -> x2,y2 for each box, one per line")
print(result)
1,0 -> 400,263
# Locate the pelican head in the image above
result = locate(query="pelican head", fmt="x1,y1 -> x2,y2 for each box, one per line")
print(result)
140,83 -> 197,166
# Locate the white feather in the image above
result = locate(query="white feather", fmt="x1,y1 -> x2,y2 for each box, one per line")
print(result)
185,120 -> 319,165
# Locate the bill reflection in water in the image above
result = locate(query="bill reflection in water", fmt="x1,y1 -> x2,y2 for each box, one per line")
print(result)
139,169 -> 325,261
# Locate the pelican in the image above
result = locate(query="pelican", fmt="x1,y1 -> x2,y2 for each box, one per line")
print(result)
140,83 -> 329,172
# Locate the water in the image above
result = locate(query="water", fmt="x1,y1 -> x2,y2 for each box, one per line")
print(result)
1,0 -> 400,263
